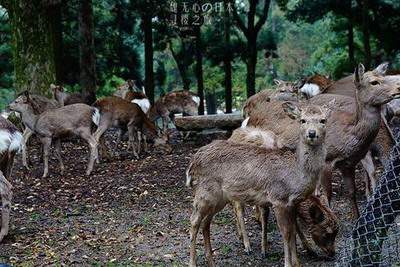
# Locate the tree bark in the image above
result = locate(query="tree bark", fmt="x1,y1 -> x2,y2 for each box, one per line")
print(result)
224,0 -> 233,113
79,0 -> 97,103
195,26 -> 205,115
360,0 -> 371,69
49,2 -> 63,83
175,113 -> 243,131
169,39 -> 191,91
143,13 -> 155,104
347,0 -> 355,68
247,34 -> 257,97
5,0 -> 57,95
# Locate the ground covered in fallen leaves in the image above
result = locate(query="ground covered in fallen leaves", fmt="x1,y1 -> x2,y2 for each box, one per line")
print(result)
0,130 -> 369,266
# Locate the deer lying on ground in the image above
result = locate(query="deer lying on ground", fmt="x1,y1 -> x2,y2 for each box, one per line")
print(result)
245,63 -> 400,218
186,101 -> 330,267
93,97 -> 167,160
0,117 -> 24,242
229,126 -> 338,257
298,74 -> 334,99
148,91 -> 199,132
9,92 -> 99,177
14,94 -> 60,169
51,84 -> 96,106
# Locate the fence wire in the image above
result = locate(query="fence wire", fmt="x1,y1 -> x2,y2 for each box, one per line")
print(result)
336,125 -> 400,266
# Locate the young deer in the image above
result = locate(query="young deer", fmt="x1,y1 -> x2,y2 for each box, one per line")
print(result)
229,126 -> 338,257
51,84 -> 96,106
186,102 -> 330,267
9,92 -> 99,177
148,91 -> 199,132
93,97 -> 165,159
0,117 -> 23,242
245,63 -> 400,217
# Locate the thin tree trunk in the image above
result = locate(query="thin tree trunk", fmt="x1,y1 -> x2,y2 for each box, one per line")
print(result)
49,2 -> 63,83
143,13 -> 154,104
169,40 -> 191,91
347,0 -> 355,68
79,0 -> 97,103
195,26 -> 205,115
361,0 -> 371,69
116,0 -> 124,77
246,34 -> 257,97
5,0 -> 57,94
224,1 -> 232,113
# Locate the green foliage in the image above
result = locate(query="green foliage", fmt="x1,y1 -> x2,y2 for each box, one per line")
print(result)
97,75 -> 126,98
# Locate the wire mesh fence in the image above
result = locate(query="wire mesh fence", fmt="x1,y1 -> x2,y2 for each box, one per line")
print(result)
336,125 -> 400,266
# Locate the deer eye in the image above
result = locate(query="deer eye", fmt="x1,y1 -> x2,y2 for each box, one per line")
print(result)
370,80 -> 380,86
320,119 -> 326,124
300,119 -> 306,124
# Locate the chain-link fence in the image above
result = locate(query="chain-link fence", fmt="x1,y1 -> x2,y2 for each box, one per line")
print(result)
336,125 -> 400,266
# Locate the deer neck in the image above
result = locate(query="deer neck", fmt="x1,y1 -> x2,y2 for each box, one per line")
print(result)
296,141 -> 326,186
21,106 -> 39,131
353,94 -> 381,142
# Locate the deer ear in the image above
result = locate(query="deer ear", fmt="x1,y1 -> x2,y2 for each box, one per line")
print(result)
354,63 -> 365,84
282,101 -> 301,120
50,84 -> 57,89
274,79 -> 282,86
309,204 -> 325,224
373,62 -> 389,75
321,99 -> 336,117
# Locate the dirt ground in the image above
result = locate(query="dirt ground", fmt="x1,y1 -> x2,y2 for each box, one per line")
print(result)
0,130 -> 370,266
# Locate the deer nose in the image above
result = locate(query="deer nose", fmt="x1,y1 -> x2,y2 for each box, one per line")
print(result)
308,130 -> 316,138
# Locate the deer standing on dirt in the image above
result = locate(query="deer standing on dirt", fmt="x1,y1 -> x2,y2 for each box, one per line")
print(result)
148,91 -> 199,132
9,92 -> 99,177
51,84 -> 96,106
186,102 -> 330,267
93,97 -> 166,160
229,126 -> 338,257
0,117 -> 23,242
245,63 -> 400,218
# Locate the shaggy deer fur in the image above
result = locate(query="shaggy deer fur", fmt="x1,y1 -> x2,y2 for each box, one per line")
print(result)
229,126 -> 338,257
148,91 -> 199,132
299,74 -> 333,99
186,102 -> 330,267
93,97 -> 165,159
9,92 -> 99,177
0,171 -> 12,243
246,63 -> 400,218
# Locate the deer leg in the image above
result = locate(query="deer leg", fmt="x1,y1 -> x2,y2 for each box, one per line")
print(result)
361,151 -> 376,197
233,201 -> 251,254
127,124 -> 139,159
275,205 -> 299,267
54,139 -> 64,175
78,130 -> 98,176
320,164 -> 333,204
137,131 -> 142,155
341,167 -> 359,219
296,220 -> 315,256
21,128 -> 33,169
0,173 -> 12,242
162,116 -> 169,133
203,214 -> 217,267
260,206 -> 270,257
232,202 -> 243,241
93,119 -> 111,160
41,137 -> 52,178
143,134 -> 148,152
4,152 -> 15,180
189,205 -> 205,267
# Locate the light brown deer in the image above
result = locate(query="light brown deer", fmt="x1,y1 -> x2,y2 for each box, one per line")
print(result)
298,74 -> 334,99
0,117 -> 22,242
229,126 -> 338,257
186,102 -> 330,267
245,63 -> 400,218
93,97 -> 167,160
9,92 -> 99,177
51,84 -> 96,106
148,91 -> 199,132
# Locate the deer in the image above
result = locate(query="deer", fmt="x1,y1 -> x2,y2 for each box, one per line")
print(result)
51,84 -> 96,106
148,91 -> 200,132
298,74 -> 334,99
228,126 -> 338,257
186,101 -> 331,267
245,63 -> 400,218
9,92 -> 99,177
92,96 -> 167,160
0,117 -> 24,243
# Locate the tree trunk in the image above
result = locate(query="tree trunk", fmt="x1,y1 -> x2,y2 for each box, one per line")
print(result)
361,0 -> 371,69
169,40 -> 191,91
347,0 -> 355,68
49,2 -> 63,83
175,113 -> 243,131
5,0 -> 57,95
143,13 -> 155,104
246,34 -> 257,97
224,1 -> 232,113
79,0 -> 97,103
195,27 -> 205,115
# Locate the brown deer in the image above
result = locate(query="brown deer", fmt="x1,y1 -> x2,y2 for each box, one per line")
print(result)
298,74 -> 334,99
229,126 -> 338,257
0,117 -> 22,242
51,84 -> 95,106
113,79 -> 135,99
9,92 -> 99,177
93,97 -> 166,159
148,91 -> 199,132
245,63 -> 400,218
186,102 -> 330,267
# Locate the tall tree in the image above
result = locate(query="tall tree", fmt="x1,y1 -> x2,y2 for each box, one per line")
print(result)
195,26 -> 205,115
347,0 -> 355,68
1,0 -> 58,94
358,0 -> 371,69
224,0 -> 232,113
143,12 -> 155,103
231,0 -> 271,97
79,0 -> 97,103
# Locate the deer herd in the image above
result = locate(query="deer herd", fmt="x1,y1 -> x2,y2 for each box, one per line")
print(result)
0,63 -> 400,266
